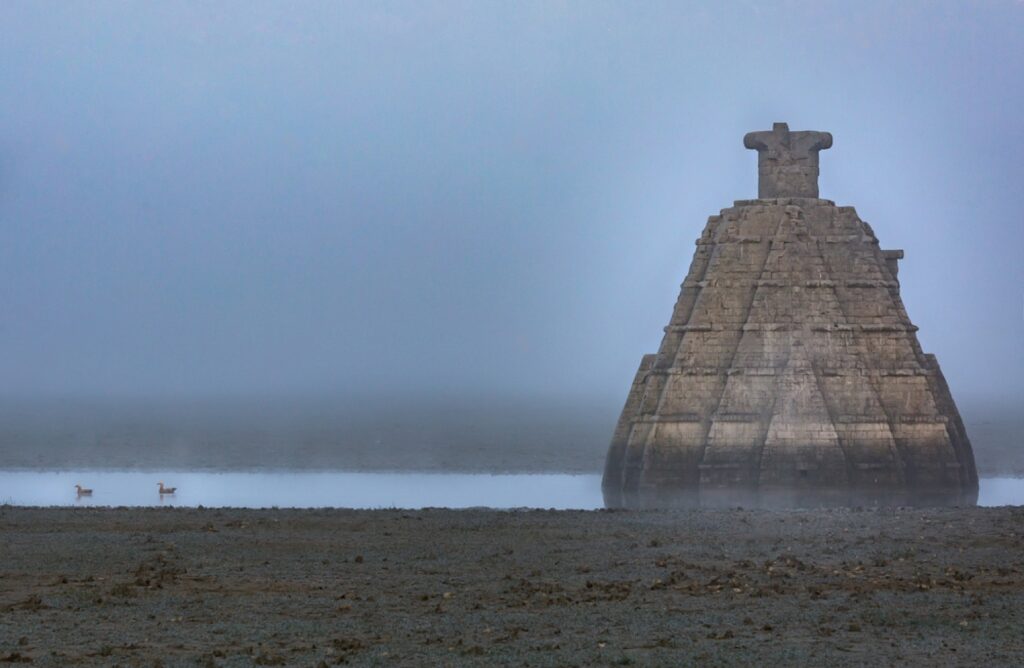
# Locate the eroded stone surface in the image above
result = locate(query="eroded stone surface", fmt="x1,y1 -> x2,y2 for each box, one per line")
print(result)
602,124 -> 978,508
744,122 -> 832,198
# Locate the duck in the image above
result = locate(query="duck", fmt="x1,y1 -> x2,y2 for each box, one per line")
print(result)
74,484 -> 93,497
157,482 -> 177,495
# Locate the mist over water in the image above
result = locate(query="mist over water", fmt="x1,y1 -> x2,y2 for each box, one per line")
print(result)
0,3 -> 1021,478
3,7 -> 1024,667
0,395 -> 1019,478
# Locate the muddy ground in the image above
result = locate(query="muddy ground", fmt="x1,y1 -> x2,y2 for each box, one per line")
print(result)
1,507 -> 1023,666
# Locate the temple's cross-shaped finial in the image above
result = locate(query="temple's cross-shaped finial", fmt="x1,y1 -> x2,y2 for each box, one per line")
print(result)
743,122 -> 832,199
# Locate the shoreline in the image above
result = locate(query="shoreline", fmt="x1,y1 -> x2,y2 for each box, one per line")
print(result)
3,471 -> 1022,510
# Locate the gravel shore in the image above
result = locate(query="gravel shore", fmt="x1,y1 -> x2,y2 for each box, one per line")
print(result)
2,506 -> 1023,666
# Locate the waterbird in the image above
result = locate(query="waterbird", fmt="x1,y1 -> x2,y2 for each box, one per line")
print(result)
158,482 -> 177,495
74,484 -> 92,497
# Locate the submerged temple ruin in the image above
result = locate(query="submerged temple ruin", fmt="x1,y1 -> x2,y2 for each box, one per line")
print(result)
602,123 -> 978,508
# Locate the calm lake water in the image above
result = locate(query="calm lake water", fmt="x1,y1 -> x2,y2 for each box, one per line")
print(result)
0,471 -> 1021,509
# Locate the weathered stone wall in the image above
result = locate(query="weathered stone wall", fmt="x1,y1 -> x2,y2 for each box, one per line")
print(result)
602,125 -> 978,508
743,123 -> 832,198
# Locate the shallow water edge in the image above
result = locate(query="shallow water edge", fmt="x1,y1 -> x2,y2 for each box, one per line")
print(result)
1,470 -> 1022,509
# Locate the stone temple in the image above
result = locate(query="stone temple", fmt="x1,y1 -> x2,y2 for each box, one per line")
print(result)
602,123 -> 978,508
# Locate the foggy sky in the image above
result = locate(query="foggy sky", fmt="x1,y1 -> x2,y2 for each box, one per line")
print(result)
1,1 -> 1022,405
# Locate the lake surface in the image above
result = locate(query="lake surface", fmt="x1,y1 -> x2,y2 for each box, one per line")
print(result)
0,471 -> 1021,509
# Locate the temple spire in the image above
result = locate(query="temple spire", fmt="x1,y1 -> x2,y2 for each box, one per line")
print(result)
743,122 -> 832,198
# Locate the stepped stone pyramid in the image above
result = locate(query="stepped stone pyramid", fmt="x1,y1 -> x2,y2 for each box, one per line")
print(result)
602,123 -> 978,508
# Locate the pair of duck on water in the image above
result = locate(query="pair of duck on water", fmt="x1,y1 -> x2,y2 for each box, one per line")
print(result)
73,482 -> 176,497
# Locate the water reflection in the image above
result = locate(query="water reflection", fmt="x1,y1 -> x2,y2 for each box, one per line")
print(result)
0,471 -> 1020,509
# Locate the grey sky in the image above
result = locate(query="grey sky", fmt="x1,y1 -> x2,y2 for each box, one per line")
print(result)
1,0 -> 1021,404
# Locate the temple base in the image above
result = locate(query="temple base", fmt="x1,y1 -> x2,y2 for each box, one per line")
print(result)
605,484 -> 979,510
